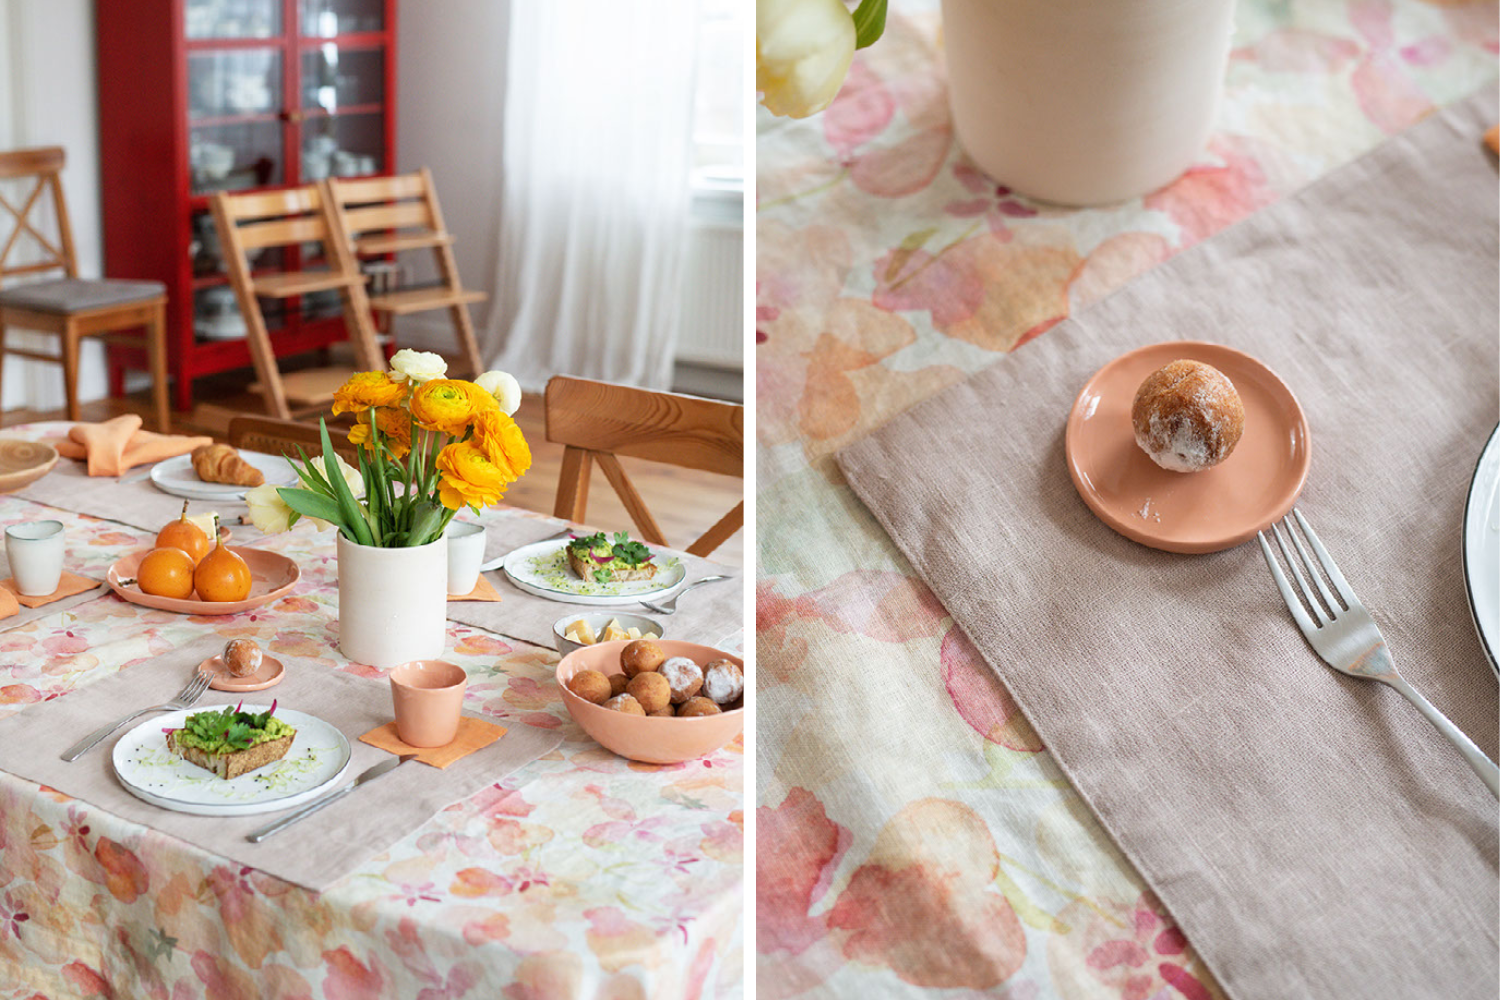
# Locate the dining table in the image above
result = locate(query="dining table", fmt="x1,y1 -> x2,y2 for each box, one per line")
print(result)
756,1 -> 1499,999
0,420 -> 744,1000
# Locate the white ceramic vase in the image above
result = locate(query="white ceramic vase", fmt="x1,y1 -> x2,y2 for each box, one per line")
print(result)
940,0 -> 1237,206
336,534 -> 447,668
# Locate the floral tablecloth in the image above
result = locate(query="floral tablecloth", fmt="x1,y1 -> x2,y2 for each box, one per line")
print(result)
755,1 -> 1497,997
0,425 -> 743,1000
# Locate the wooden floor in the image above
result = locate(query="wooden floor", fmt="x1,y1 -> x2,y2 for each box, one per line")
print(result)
1,364 -> 744,568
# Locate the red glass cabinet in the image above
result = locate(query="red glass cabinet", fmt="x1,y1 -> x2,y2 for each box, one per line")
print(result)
97,0 -> 397,412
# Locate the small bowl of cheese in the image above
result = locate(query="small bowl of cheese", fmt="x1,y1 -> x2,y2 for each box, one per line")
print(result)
554,612 -> 664,658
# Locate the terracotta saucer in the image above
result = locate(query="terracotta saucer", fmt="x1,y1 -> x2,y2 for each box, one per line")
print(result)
107,546 -> 300,615
198,652 -> 286,692
1065,341 -> 1311,554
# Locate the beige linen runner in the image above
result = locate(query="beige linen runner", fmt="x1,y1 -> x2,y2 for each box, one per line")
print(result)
0,638 -> 562,892
837,90 -> 1499,1000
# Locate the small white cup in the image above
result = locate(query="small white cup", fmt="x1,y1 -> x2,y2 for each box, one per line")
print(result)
445,521 -> 486,596
5,521 -> 64,596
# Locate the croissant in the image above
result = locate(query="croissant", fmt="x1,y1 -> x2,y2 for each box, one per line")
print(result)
191,444 -> 264,487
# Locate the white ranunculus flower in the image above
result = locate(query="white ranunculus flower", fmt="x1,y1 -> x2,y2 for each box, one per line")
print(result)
245,483 -> 293,534
474,369 -> 522,415
330,451 -> 365,498
388,348 -> 448,384
757,0 -> 856,119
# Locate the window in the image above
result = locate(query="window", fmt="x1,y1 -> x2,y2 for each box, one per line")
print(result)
691,0 -> 744,196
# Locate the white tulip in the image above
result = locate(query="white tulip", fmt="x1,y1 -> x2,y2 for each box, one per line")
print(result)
474,369 -> 523,415
244,483 -> 294,535
757,0 -> 856,119
388,349 -> 448,384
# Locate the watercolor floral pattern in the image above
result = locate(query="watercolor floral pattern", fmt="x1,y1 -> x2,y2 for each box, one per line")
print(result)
757,1 -> 1495,998
0,467 -> 742,999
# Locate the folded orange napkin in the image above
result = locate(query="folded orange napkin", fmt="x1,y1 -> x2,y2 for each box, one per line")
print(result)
1487,124 -> 1499,155
54,416 -> 212,477
358,717 -> 507,769
0,587 -> 18,619
0,572 -> 102,608
447,574 -> 502,602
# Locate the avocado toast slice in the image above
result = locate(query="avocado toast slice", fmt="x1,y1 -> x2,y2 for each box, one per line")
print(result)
164,701 -> 295,780
566,531 -> 658,584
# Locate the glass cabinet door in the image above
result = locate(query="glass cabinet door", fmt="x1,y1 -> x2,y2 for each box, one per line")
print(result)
299,0 -> 385,37
188,48 -> 285,195
300,44 -> 385,179
185,0 -> 280,39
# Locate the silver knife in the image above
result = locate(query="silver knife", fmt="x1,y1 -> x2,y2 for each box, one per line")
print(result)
477,527 -> 574,574
246,754 -> 417,842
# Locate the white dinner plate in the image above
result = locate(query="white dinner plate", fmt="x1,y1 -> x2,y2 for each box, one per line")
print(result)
1462,425 -> 1499,678
501,538 -> 686,606
149,451 -> 298,502
112,705 -> 351,816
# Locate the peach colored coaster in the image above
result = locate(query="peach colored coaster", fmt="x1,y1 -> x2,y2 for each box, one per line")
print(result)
0,587 -> 18,619
358,717 -> 508,768
447,574 -> 502,602
0,571 -> 102,608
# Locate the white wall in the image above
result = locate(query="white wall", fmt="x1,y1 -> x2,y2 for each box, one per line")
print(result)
392,0 -> 509,358
0,0 -> 106,412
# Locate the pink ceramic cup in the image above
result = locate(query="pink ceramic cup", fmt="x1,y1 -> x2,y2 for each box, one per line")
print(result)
389,659 -> 467,747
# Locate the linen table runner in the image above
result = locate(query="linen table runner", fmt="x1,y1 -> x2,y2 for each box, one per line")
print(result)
448,509 -> 744,650
837,90 -> 1499,1000
0,638 -> 562,892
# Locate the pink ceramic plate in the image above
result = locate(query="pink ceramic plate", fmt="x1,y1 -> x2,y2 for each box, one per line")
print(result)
198,652 -> 286,692
107,547 -> 300,615
1065,341 -> 1311,554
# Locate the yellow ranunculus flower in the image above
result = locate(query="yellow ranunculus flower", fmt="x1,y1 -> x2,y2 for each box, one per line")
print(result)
332,370 -> 407,415
471,409 -> 532,481
757,0 -> 856,119
409,379 -> 497,437
348,406 -> 412,460
435,441 -> 513,511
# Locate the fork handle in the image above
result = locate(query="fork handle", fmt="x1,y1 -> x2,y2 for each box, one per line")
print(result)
1386,676 -> 1500,798
61,708 -> 155,762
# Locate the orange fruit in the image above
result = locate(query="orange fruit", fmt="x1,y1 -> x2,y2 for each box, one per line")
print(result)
194,535 -> 252,603
137,547 -> 196,600
156,500 -> 211,565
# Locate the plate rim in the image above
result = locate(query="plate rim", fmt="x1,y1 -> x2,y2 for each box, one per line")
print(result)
106,545 -> 300,615
149,451 -> 297,502
1460,423 -> 1499,677
111,704 -> 351,816
501,538 -> 686,606
1064,340 -> 1312,555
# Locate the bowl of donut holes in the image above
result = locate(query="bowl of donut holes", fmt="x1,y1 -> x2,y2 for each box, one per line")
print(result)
557,639 -> 745,763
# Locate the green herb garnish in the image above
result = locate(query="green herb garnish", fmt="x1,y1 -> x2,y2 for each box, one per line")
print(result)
181,700 -> 279,751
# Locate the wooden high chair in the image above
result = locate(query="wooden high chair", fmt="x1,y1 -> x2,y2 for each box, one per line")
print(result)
209,185 -> 383,420
0,146 -> 169,430
545,376 -> 744,558
323,170 -> 486,378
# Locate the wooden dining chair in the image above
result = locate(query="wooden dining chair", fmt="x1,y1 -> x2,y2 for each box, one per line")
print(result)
0,146 -> 169,430
323,170 -> 486,377
227,415 -> 360,464
545,376 -> 744,558
209,185 -> 384,421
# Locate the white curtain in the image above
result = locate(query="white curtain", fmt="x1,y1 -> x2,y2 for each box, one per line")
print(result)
488,0 -> 698,392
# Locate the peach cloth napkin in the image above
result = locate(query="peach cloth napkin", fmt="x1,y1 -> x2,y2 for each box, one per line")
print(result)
359,717 -> 508,768
0,571 -> 101,608
837,91 -> 1498,1000
0,587 -> 18,619
53,415 -> 211,476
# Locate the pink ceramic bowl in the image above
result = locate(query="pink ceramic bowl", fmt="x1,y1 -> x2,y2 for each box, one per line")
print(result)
556,641 -> 744,764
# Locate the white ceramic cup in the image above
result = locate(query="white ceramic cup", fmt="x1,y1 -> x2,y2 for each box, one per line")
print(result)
5,520 -> 64,596
445,521 -> 487,596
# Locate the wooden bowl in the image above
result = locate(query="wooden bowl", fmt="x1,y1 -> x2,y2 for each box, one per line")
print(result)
0,439 -> 58,493
556,641 -> 743,764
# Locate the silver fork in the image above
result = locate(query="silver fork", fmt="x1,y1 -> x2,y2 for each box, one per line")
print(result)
1258,508 -> 1499,797
61,668 -> 213,761
641,575 -> 731,615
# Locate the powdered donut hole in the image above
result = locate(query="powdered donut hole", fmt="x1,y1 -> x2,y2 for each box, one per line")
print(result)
620,640 -> 666,678
608,673 -> 629,698
603,693 -> 645,715
626,672 -> 671,714
659,656 -> 704,705
678,696 -> 721,718
702,660 -> 744,706
567,669 -> 612,705
223,638 -> 263,678
647,705 -> 675,717
1131,360 -> 1245,473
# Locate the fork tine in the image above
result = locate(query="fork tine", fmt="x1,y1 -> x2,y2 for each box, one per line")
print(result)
181,670 -> 210,704
1271,521 -> 1327,626
1258,530 -> 1317,633
1282,514 -> 1344,616
1292,508 -> 1359,608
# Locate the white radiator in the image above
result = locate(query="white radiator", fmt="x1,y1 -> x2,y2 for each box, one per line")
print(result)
675,194 -> 743,370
